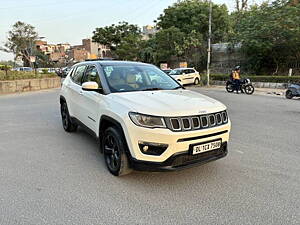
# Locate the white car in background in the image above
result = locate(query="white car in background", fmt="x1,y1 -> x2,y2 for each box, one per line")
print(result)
169,68 -> 200,85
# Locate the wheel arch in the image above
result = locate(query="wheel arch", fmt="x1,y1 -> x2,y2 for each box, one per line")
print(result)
99,115 -> 129,154
60,95 -> 66,104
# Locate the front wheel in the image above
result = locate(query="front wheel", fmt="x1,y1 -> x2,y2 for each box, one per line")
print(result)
244,84 -> 255,95
285,90 -> 293,99
226,83 -> 234,93
60,102 -> 77,132
102,127 -> 132,176
194,78 -> 200,85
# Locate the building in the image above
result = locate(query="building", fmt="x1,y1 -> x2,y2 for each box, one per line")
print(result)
67,38 -> 111,62
35,38 -> 111,64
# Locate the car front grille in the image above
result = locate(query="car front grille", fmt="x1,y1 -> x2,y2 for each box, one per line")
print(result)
165,111 -> 228,132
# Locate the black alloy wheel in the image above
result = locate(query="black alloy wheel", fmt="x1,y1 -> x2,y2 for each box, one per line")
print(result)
226,83 -> 234,93
285,90 -> 293,99
102,127 -> 131,176
244,84 -> 255,95
60,102 -> 77,132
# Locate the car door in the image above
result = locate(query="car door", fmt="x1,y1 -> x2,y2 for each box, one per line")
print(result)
187,69 -> 195,84
79,65 -> 103,132
182,69 -> 190,84
67,65 -> 87,119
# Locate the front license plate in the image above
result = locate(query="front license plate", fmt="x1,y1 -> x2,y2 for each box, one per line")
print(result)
192,140 -> 222,155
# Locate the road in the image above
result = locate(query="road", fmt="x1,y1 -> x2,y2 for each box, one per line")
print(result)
0,88 -> 299,225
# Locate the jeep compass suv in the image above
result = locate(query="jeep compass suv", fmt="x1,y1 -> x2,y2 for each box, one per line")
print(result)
60,60 -> 231,176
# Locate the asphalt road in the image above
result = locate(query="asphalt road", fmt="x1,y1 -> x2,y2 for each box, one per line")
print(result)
0,88 -> 299,225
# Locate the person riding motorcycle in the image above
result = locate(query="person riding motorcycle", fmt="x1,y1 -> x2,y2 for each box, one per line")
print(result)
231,66 -> 242,93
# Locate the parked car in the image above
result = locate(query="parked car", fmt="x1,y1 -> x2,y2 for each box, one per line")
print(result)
285,83 -> 300,99
162,69 -> 172,74
60,60 -> 230,176
169,68 -> 200,85
13,67 -> 33,72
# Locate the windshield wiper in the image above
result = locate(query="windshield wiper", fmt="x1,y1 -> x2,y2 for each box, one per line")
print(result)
142,88 -> 163,91
172,86 -> 184,90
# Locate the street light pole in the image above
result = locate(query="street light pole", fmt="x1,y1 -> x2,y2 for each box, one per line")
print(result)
207,0 -> 212,86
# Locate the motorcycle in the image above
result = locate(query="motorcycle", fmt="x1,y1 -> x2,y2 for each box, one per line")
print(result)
285,83 -> 300,99
226,78 -> 255,95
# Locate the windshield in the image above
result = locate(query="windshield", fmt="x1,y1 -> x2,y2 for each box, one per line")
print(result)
102,65 -> 181,93
169,69 -> 182,75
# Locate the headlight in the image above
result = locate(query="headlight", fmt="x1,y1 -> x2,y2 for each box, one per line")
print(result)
129,112 -> 166,128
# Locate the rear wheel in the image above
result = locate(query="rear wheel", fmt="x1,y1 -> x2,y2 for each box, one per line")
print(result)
102,127 -> 132,176
194,78 -> 200,85
244,84 -> 255,95
285,90 -> 293,99
60,102 -> 77,132
226,83 -> 234,93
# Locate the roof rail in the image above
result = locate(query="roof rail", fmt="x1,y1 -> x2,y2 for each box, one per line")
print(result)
85,58 -> 116,61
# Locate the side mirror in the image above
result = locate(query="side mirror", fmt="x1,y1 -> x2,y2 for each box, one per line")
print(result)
82,82 -> 102,93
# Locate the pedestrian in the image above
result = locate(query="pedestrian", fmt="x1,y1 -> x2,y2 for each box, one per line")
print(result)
232,66 -> 241,94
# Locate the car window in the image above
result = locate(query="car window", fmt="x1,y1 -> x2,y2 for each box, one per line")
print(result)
71,65 -> 86,85
103,65 -> 181,93
82,66 -> 101,88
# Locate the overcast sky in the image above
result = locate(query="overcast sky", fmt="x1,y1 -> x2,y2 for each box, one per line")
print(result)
0,0 -> 261,61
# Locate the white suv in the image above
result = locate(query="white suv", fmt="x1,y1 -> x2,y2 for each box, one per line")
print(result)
169,68 -> 200,85
60,60 -> 230,176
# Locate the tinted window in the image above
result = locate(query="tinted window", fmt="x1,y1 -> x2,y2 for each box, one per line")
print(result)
72,65 -> 86,84
82,66 -> 101,88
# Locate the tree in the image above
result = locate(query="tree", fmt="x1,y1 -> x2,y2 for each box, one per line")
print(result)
233,0 -> 300,74
92,21 -> 141,59
156,0 -> 230,43
1,21 -> 38,67
235,0 -> 248,12
115,34 -> 142,61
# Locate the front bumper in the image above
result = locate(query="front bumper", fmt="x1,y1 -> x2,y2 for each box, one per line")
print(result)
129,142 -> 228,171
122,116 -> 230,163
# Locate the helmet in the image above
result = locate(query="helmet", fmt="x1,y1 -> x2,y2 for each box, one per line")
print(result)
235,66 -> 241,71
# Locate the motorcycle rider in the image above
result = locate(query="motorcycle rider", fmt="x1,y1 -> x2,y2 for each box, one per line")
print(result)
231,66 -> 242,93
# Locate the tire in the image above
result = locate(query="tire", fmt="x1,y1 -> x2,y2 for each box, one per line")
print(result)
226,83 -> 234,93
285,90 -> 293,99
194,78 -> 200,85
244,84 -> 255,95
60,102 -> 78,132
102,127 -> 132,176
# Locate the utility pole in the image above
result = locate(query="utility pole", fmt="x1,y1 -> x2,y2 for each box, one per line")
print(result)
207,0 -> 212,86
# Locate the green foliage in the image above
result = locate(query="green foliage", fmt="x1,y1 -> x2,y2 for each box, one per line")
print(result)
92,21 -> 141,56
1,21 -> 38,67
115,34 -> 142,61
210,74 -> 300,83
0,71 -> 56,81
233,1 -> 300,74
157,0 -> 230,42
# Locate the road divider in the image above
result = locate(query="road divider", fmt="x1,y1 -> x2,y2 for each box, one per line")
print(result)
0,77 -> 61,94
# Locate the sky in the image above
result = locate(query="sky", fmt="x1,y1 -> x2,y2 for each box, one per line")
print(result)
0,0 -> 260,61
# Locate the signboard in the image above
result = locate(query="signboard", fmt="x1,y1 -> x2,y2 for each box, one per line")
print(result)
180,62 -> 188,68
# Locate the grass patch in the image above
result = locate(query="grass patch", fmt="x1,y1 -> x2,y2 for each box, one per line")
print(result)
0,71 -> 57,81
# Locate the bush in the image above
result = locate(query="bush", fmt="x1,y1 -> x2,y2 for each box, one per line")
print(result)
0,70 -> 56,81
210,74 -> 300,83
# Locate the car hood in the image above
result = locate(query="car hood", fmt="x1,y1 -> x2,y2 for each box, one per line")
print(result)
109,90 -> 226,117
